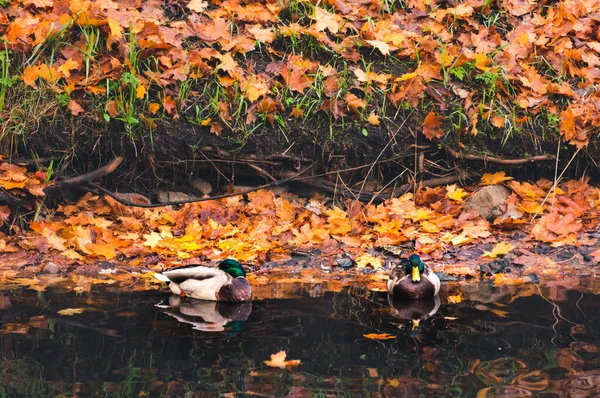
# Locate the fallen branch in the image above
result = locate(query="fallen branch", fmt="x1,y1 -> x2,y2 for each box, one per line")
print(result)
440,142 -> 554,165
87,164 -> 315,208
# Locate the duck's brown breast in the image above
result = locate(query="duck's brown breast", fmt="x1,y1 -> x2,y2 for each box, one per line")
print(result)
216,278 -> 252,302
392,278 -> 436,300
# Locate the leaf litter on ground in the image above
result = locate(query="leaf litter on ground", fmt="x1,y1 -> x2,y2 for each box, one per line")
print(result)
0,165 -> 598,295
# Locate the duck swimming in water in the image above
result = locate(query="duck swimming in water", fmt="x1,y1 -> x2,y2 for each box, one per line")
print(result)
387,254 -> 440,300
155,259 -> 252,302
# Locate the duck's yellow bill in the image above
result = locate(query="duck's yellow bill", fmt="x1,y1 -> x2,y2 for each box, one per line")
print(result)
412,266 -> 421,282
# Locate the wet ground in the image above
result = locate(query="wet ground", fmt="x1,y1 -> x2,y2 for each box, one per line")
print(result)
0,281 -> 598,397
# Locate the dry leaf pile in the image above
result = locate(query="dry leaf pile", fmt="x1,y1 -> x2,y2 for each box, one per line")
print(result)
0,166 -> 598,291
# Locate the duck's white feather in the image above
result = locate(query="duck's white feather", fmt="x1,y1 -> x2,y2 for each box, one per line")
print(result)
428,271 -> 441,296
178,273 -> 230,300
161,266 -> 225,282
153,272 -> 171,282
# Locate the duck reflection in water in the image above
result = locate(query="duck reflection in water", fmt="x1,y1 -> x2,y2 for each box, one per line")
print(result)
164,295 -> 252,333
388,294 -> 440,335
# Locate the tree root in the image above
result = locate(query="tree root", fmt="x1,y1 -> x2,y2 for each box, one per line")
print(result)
440,142 -> 555,165
87,164 -> 315,208
49,156 -> 124,191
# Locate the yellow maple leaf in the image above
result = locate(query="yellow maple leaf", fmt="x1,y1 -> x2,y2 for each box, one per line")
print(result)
518,200 -> 546,214
446,184 -> 468,202
363,333 -> 396,340
396,72 -> 418,81
480,171 -> 514,186
264,351 -> 301,370
482,242 -> 515,258
355,253 -> 383,270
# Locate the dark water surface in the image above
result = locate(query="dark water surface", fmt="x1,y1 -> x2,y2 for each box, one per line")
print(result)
0,282 -> 598,397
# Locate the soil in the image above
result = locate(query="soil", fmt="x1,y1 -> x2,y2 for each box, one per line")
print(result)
3,100 -> 596,204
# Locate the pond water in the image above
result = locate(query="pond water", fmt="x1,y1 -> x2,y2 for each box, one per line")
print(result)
0,282 -> 598,397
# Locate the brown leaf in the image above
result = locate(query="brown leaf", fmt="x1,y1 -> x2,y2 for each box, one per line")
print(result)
68,100 -> 84,116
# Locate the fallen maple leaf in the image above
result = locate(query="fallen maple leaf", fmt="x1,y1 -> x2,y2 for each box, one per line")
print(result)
355,253 -> 383,270
480,172 -> 514,186
422,111 -> 444,140
446,184 -> 467,202
187,0 -> 208,13
365,40 -> 391,55
363,333 -> 396,340
264,351 -> 301,370
482,242 -> 515,258
367,113 -> 380,125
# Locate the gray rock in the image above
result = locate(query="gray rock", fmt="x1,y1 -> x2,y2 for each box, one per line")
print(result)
157,191 -> 196,203
335,256 -> 354,269
192,179 -> 213,195
464,185 -> 510,220
42,262 -> 60,274
435,272 -> 458,282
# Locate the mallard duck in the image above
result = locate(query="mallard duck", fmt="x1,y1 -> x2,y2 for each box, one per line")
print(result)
388,293 -> 440,335
164,295 -> 252,332
155,259 -> 252,302
387,254 -> 440,300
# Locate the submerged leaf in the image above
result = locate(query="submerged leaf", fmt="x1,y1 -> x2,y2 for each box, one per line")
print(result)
264,351 -> 301,369
363,333 -> 396,340
57,308 -> 85,316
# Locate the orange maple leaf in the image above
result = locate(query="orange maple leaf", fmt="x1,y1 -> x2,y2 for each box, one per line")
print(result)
480,172 -> 513,186
422,111 -> 444,140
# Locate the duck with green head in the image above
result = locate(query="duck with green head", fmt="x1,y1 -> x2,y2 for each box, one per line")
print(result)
387,254 -> 440,300
155,259 -> 252,302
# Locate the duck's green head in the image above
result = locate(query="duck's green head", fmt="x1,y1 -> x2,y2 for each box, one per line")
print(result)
218,259 -> 247,278
406,254 -> 425,283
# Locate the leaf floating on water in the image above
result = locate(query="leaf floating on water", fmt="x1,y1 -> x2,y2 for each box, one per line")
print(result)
264,351 -> 301,370
482,242 -> 515,259
57,308 -> 85,316
363,333 -> 396,340
447,294 -> 463,304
